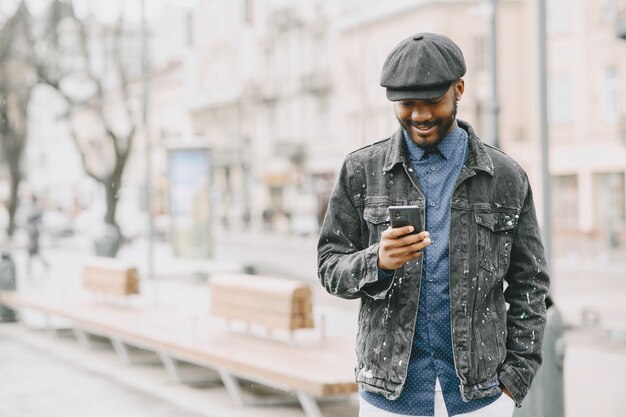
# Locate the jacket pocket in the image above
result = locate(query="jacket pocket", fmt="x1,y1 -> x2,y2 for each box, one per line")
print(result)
492,310 -> 506,363
474,208 -> 518,273
473,309 -> 503,378
363,205 -> 390,245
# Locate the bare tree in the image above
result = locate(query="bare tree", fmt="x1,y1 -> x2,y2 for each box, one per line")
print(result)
0,1 -> 37,238
29,0 -> 141,256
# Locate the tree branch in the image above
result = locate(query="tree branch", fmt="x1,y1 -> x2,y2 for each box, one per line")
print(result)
113,16 -> 133,123
65,107 -> 105,183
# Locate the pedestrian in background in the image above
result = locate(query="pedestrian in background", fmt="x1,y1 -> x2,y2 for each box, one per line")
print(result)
317,33 -> 550,417
26,195 -> 49,276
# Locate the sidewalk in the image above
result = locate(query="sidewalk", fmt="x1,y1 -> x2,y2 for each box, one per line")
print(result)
563,328 -> 626,417
3,229 -> 626,417
0,323 -> 359,417
0,324 -> 206,417
2,234 -> 359,417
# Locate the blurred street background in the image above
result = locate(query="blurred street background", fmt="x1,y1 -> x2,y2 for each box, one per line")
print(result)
1,0 -> 626,416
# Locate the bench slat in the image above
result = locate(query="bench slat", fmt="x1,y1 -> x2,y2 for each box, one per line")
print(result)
211,288 -> 312,314
82,258 -> 139,296
210,274 -> 314,332
211,274 -> 311,296
212,303 -> 313,330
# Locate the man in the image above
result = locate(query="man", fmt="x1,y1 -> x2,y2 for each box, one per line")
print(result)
317,33 -> 549,417
26,195 -> 49,276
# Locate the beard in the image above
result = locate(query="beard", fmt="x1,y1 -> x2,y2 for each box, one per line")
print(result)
398,99 -> 458,151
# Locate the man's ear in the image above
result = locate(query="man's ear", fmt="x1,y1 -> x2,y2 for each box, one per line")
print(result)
455,79 -> 465,101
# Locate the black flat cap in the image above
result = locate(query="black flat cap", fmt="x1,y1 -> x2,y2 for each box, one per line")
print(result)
380,32 -> 466,101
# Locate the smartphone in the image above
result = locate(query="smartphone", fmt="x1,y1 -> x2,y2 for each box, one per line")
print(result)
388,205 -> 424,235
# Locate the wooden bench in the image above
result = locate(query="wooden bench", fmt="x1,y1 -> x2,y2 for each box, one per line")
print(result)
82,257 -> 139,296
210,273 -> 314,333
0,279 -> 357,417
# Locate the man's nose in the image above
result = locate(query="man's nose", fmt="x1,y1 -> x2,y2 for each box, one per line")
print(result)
411,105 -> 432,123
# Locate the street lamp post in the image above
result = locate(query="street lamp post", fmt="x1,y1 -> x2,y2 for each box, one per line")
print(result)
141,0 -> 154,281
538,0 -> 552,277
488,0 -> 500,149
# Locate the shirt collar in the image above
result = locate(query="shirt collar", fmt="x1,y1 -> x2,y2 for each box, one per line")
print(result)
401,122 -> 466,161
383,120 -> 494,176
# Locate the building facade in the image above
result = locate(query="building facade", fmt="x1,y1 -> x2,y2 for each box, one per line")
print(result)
187,0 -> 338,235
547,0 -> 626,241
160,0 -> 626,242
24,0 -> 626,248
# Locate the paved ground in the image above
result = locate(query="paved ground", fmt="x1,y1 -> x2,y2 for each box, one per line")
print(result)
0,323 -> 359,417
2,228 -> 625,417
2,233 -> 360,417
0,324 -> 206,417
563,328 -> 626,417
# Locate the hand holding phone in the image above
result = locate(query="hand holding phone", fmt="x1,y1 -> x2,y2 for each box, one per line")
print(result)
377,205 -> 429,270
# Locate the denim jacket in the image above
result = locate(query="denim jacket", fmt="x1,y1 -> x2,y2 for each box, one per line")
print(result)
317,120 -> 549,406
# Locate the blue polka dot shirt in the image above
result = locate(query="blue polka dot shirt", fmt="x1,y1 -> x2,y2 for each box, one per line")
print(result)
362,125 -> 501,416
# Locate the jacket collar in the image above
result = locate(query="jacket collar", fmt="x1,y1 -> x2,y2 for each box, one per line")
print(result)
383,119 -> 494,176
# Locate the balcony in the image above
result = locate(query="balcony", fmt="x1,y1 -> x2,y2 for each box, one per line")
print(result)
269,8 -> 302,32
254,80 -> 286,103
300,71 -> 331,95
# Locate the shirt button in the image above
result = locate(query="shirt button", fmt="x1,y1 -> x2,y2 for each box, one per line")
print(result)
428,277 -> 434,282
430,166 -> 436,171
430,202 -> 436,207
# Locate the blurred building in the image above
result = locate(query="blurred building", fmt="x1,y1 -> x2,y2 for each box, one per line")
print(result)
547,0 -> 626,241
126,3 -> 197,242
186,0 -> 337,235
335,0 -> 530,169
182,0 -> 531,237
332,0 -> 626,243
23,0 -> 626,247
186,0 -> 258,232
254,0 -> 339,235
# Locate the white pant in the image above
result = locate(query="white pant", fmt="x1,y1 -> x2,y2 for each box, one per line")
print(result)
359,392 -> 515,417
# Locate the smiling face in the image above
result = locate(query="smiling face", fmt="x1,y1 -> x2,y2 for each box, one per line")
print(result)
394,80 -> 464,151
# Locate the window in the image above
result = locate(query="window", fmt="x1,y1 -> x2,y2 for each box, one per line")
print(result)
553,175 -> 579,230
547,0 -> 571,34
604,67 -> 620,123
593,172 -> 625,231
473,35 -> 487,71
186,12 -> 194,46
242,0 -> 254,25
548,76 -> 571,124
602,0 -> 617,22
